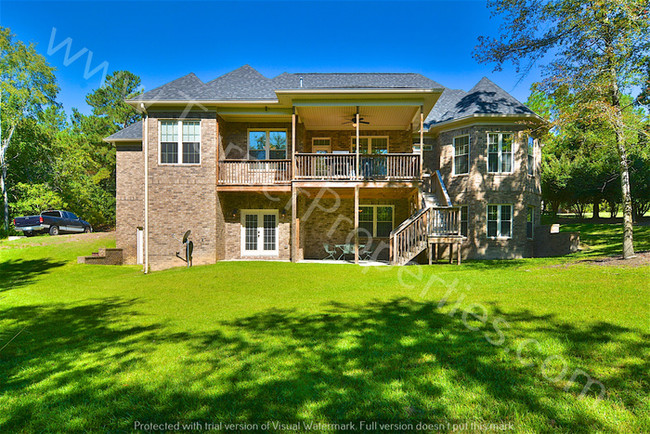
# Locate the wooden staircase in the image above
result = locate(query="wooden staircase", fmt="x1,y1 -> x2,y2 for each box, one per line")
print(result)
389,171 -> 462,265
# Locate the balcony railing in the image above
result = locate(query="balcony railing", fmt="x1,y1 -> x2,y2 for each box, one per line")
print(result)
295,153 -> 420,180
217,154 -> 420,185
218,160 -> 291,185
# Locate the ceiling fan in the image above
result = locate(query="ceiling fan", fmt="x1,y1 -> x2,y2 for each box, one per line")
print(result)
342,116 -> 370,126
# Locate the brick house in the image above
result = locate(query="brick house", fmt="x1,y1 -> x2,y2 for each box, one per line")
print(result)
106,65 -> 544,271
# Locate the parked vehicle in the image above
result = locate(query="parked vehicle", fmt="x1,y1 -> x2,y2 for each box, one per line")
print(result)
13,210 -> 92,236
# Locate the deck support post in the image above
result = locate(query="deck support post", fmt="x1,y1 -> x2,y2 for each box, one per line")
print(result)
291,108 -> 298,263
354,185 -> 359,264
291,185 -> 297,262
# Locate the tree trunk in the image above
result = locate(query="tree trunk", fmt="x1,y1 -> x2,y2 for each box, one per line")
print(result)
0,145 -> 8,234
615,128 -> 635,258
606,50 -> 635,259
592,200 -> 600,219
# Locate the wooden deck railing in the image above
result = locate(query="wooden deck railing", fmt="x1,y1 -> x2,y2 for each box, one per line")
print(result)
295,153 -> 356,179
217,160 -> 291,185
295,153 -> 420,180
390,206 -> 461,265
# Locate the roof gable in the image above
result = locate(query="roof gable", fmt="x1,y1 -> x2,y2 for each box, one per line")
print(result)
205,65 -> 277,100
426,77 -> 534,126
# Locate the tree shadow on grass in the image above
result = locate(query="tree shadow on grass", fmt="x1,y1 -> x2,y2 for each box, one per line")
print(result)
0,258 -> 67,292
0,297 -> 647,431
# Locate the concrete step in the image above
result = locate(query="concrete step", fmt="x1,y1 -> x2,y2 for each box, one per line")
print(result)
78,248 -> 123,265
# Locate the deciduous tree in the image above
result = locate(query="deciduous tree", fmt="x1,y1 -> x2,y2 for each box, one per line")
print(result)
475,0 -> 650,258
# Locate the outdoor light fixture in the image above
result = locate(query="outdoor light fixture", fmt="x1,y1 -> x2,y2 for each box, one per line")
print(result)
231,209 -> 238,219
281,208 -> 287,218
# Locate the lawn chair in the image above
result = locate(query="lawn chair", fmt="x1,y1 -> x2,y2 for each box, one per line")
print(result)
359,243 -> 374,261
323,243 -> 337,260
338,244 -> 355,260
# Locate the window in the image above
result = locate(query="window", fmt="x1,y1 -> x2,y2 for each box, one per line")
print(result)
460,206 -> 468,237
248,130 -> 287,160
487,204 -> 512,238
358,205 -> 394,237
160,120 -> 201,165
527,205 -> 534,239
453,135 -> 469,175
350,136 -> 389,154
312,138 -> 331,153
487,133 -> 513,173
527,136 -> 535,176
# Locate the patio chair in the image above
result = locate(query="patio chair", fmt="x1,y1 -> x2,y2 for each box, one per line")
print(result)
359,243 -> 374,261
338,244 -> 355,260
323,243 -> 337,260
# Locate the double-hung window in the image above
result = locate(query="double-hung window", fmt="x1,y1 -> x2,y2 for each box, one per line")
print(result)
453,135 -> 470,175
487,133 -> 513,173
160,120 -> 201,165
487,204 -> 512,239
527,136 -> 535,176
358,205 -> 394,237
248,130 -> 287,160
526,205 -> 534,239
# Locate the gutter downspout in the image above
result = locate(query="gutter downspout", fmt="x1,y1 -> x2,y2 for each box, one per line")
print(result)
141,103 -> 149,274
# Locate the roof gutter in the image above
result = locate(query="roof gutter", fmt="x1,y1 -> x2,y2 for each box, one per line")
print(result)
425,113 -> 546,132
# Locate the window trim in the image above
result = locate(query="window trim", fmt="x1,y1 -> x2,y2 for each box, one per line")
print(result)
247,128 -> 288,161
526,205 -> 535,239
486,203 -> 513,240
158,119 -> 202,166
358,204 -> 395,238
349,136 -> 390,154
312,137 -> 332,153
486,132 -> 514,174
452,134 -> 470,176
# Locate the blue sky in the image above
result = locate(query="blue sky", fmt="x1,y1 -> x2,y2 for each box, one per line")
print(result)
2,0 -> 543,116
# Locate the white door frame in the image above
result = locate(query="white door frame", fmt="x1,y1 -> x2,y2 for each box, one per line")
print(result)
240,209 -> 279,256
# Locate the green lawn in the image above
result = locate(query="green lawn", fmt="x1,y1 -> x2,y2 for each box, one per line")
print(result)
0,226 -> 648,432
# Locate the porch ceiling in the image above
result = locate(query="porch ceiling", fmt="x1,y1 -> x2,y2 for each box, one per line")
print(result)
297,105 -> 419,131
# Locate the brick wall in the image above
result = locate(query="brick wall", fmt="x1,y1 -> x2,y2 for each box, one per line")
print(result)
427,123 -> 543,259
304,129 -> 413,153
146,112 -> 221,270
115,141 -> 144,264
219,192 -> 292,260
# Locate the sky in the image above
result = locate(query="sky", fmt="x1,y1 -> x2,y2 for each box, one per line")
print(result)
1,0 -> 543,117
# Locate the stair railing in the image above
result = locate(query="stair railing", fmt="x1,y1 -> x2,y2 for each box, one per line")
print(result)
390,207 -> 431,265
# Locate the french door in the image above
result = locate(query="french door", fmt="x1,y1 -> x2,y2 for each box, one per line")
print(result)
241,210 -> 279,256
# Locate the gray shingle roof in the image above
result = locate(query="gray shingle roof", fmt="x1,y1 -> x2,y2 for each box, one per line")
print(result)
130,73 -> 206,102
105,120 -> 142,141
127,66 -> 444,103
205,65 -> 277,100
425,77 -> 534,126
272,72 -> 443,89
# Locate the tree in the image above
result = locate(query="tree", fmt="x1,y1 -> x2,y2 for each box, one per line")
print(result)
0,27 -> 58,234
475,0 -> 650,258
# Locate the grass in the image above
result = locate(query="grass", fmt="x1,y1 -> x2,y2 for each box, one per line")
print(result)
0,226 -> 648,432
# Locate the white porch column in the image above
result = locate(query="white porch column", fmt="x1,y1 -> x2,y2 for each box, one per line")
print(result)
420,105 -> 424,179
355,106 -> 360,180
354,185 -> 359,264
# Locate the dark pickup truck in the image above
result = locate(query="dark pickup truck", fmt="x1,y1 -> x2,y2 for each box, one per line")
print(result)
13,210 -> 93,236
